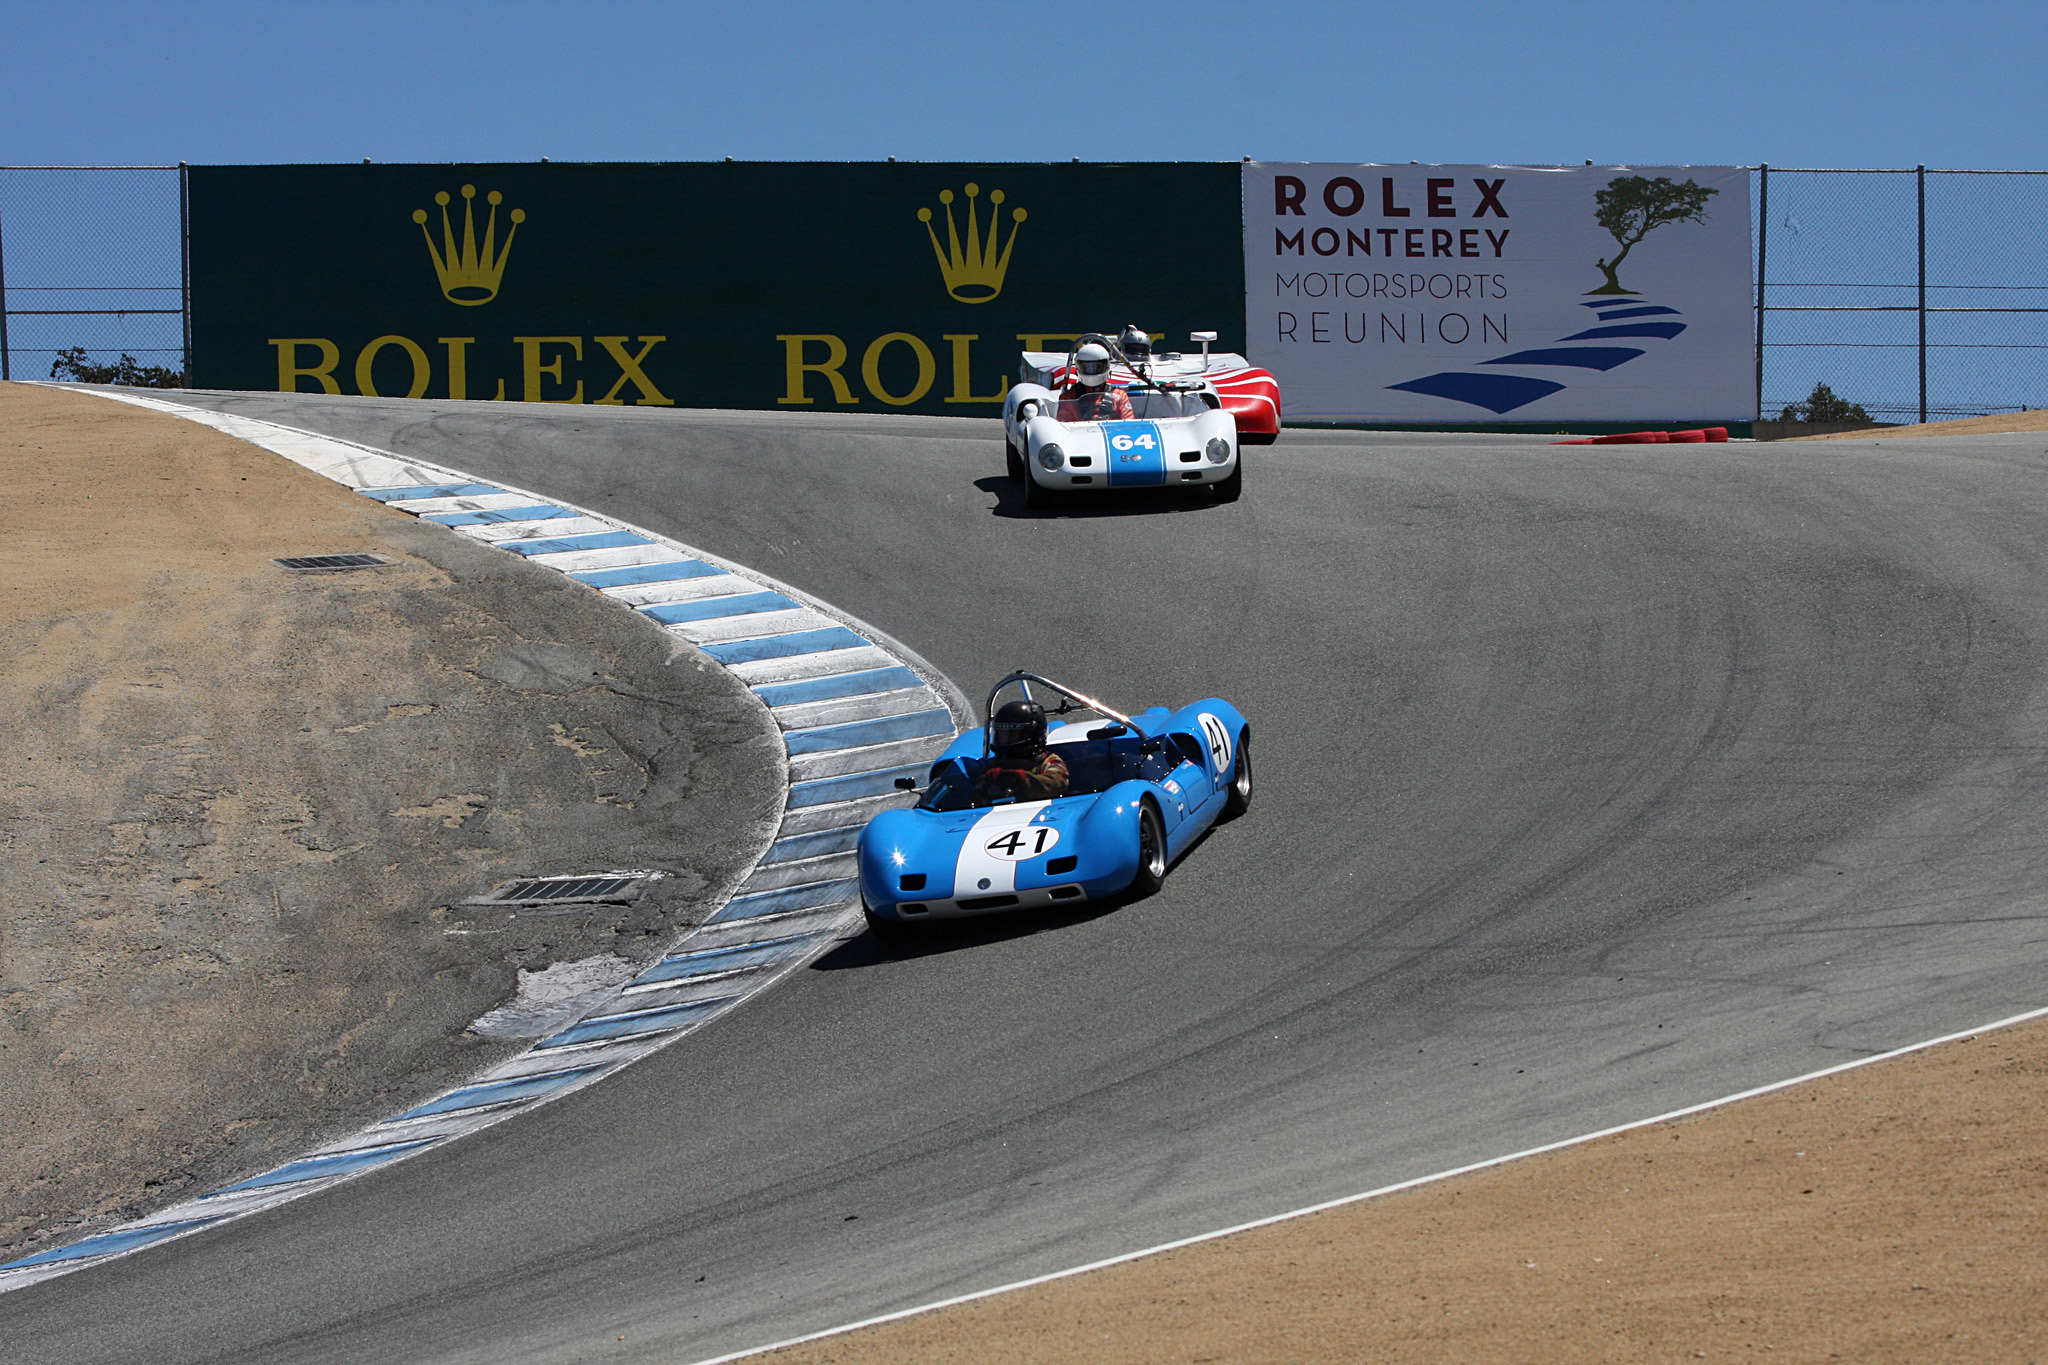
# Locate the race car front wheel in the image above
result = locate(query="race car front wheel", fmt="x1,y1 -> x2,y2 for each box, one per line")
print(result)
1025,471 -> 1058,512
1006,437 -> 1025,482
1128,801 -> 1167,898
863,895 -> 914,948
1222,730 -> 1252,819
864,908 -> 913,949
1214,459 -> 1243,503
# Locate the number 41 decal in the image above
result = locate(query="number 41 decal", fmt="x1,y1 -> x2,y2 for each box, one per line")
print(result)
1198,713 -> 1233,774
984,826 -> 1061,860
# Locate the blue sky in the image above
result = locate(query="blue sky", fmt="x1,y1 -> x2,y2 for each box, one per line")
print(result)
2,0 -> 2042,169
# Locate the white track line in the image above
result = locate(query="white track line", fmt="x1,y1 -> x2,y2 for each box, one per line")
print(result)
690,1001 -> 2048,1365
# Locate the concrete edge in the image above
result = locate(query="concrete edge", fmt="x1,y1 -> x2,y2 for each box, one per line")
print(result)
0,386 -> 964,1290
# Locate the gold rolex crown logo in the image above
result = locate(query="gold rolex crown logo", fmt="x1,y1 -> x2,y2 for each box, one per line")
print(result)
917,183 -> 1025,304
412,184 -> 525,306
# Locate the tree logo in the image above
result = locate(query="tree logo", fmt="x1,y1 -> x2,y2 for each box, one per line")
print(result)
1590,175 -> 1716,295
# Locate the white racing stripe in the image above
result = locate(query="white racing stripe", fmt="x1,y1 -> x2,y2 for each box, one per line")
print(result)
951,800 -> 1054,897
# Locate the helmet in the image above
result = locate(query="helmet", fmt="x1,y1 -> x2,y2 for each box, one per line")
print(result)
1119,326 -> 1152,362
990,698 -> 1048,758
1074,341 -> 1111,388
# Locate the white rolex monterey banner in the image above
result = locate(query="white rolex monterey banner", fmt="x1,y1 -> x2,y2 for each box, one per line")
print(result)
1242,162 -> 1754,423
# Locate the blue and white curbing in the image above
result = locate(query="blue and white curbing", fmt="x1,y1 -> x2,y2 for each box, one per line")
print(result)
0,389 -> 970,1291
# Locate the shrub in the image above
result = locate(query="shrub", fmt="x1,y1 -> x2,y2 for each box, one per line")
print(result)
1778,382 -> 1870,424
48,346 -> 184,388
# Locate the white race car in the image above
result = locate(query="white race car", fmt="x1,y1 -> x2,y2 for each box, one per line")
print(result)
1001,331 -> 1280,510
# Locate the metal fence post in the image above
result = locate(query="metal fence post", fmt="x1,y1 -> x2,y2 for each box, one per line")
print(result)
1916,164 -> 1927,424
0,170 -> 10,382
179,161 -> 192,387
1754,163 -> 1767,421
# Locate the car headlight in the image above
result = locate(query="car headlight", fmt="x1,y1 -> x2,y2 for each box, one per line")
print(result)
1205,436 -> 1231,464
1037,443 -> 1064,470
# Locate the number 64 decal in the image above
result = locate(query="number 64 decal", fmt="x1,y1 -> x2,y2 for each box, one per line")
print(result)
984,826 -> 1060,860
1109,431 -> 1157,451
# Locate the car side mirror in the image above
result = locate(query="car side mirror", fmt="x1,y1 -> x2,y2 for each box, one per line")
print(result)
894,777 -> 919,791
1087,723 -> 1128,739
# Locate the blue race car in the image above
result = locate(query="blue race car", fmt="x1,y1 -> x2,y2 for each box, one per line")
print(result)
858,671 -> 1251,941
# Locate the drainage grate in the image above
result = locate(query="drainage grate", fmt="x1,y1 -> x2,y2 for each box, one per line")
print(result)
272,553 -> 395,572
467,873 -> 659,908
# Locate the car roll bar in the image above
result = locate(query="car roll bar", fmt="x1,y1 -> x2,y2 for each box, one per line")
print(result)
1062,332 -> 1192,394
983,669 -> 1147,738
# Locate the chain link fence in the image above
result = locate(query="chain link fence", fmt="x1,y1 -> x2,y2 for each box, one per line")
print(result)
0,165 -> 187,384
1756,166 -> 2048,423
5,163 -> 2045,420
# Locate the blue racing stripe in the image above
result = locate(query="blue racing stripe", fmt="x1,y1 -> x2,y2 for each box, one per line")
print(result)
753,665 -> 923,708
640,591 -> 797,625
422,505 -> 576,527
698,626 -> 866,664
783,708 -> 952,755
209,1140 -> 438,1196
570,559 -> 721,588
391,1064 -> 609,1120
789,763 -> 928,807
500,530 -> 652,556
708,879 -> 859,924
358,483 -> 503,502
0,1216 -> 227,1270
535,996 -> 735,1049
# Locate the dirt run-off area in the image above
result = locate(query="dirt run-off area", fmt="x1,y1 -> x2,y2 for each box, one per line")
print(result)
0,382 -> 783,1261
758,1019 -> 2048,1365
1787,409 -> 2048,441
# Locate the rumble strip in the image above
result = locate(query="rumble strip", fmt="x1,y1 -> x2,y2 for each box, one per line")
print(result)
0,390 -> 970,1290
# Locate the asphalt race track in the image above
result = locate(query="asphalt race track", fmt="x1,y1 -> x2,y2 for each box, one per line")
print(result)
12,395 -> 2048,1363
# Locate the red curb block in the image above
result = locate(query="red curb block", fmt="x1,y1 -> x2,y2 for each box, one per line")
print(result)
1552,427 -> 1730,446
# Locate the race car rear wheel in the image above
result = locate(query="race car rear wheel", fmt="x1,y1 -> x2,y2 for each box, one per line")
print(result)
1222,729 -> 1253,819
1006,437 -> 1025,482
1128,801 -> 1167,898
1214,459 -> 1243,503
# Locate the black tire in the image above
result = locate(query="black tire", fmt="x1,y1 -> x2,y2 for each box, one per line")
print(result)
1214,458 -> 1243,503
1006,437 -> 1025,482
1127,801 -> 1167,899
1025,469 -> 1057,512
1221,729 -> 1252,819
865,903 -> 913,947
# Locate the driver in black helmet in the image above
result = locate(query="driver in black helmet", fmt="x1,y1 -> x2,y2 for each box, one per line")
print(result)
976,699 -> 1070,802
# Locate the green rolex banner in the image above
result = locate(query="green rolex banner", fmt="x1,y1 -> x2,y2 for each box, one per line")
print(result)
188,163 -> 1245,414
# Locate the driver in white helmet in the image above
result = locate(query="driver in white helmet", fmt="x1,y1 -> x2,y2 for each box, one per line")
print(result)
1057,340 -> 1134,422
